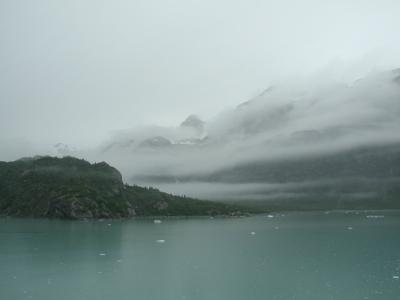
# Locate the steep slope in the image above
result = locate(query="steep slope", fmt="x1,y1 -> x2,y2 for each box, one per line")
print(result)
85,69 -> 400,210
0,156 -> 242,219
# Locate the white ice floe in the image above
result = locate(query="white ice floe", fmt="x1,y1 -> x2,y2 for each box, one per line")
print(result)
366,215 -> 385,219
153,219 -> 162,224
267,215 -> 274,218
98,253 -> 107,256
156,239 -> 165,243
393,275 -> 399,279
250,232 -> 256,235
347,226 -> 353,230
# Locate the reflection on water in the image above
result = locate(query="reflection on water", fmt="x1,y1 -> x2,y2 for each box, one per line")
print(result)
1,211 -> 400,300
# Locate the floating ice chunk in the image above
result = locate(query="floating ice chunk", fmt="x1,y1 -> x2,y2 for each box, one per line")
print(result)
366,215 -> 385,219
154,220 -> 162,224
98,253 -> 107,256
393,275 -> 399,279
347,226 -> 353,230
107,223 -> 112,226
116,259 -> 123,263
267,215 -> 274,218
156,239 -> 165,243
250,232 -> 256,235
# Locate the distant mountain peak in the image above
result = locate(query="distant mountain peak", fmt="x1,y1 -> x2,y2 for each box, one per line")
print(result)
180,114 -> 205,131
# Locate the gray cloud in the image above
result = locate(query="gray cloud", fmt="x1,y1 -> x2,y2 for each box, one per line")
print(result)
1,0 -> 400,153
77,68 -> 400,200
1,1 -> 400,205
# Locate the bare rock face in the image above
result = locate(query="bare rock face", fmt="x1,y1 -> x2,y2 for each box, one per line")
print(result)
153,200 -> 169,211
45,196 -> 122,219
126,202 -> 136,217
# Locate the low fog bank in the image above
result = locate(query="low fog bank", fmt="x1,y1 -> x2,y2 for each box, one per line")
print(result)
86,68 -> 400,200
144,176 -> 400,210
146,178 -> 400,201
4,68 -> 400,207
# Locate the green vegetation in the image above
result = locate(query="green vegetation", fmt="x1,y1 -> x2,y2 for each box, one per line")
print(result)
0,156 -> 243,219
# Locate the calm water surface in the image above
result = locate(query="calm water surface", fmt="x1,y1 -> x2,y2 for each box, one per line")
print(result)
1,211 -> 400,300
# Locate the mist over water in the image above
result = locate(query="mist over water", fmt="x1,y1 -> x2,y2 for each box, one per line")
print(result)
2,2 -> 400,300
1,0 -> 400,205
72,69 -> 400,202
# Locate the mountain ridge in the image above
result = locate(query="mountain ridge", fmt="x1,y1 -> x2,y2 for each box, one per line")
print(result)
0,156 -> 244,219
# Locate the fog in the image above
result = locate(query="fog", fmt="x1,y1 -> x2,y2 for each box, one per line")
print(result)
89,69 -> 400,183
1,0 -> 400,147
1,0 -> 400,201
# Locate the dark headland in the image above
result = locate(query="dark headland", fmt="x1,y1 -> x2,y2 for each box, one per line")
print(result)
0,156 -> 244,219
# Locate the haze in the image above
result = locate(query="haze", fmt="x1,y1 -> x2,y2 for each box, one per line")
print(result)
1,0 -> 400,159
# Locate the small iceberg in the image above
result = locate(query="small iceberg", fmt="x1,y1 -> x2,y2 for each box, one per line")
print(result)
347,226 -> 353,230
250,231 -> 256,235
98,253 -> 107,256
393,275 -> 399,279
267,215 -> 274,218
156,239 -> 165,243
366,215 -> 385,219
153,219 -> 162,224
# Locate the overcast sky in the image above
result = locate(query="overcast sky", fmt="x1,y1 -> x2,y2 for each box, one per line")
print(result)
1,0 -> 400,152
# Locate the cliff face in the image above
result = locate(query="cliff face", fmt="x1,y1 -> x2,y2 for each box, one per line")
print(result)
0,156 -> 239,219
0,156 -> 133,219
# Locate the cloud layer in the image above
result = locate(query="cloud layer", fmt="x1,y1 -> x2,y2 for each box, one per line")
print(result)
89,69 -> 400,189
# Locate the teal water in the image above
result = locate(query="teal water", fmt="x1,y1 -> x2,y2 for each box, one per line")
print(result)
1,211 -> 400,300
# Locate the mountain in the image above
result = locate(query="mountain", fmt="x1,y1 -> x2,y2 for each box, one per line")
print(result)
180,114 -> 205,134
0,156 -> 244,219
91,69 -> 400,210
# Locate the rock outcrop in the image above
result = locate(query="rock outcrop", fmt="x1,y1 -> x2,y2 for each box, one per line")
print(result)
0,156 -> 241,219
